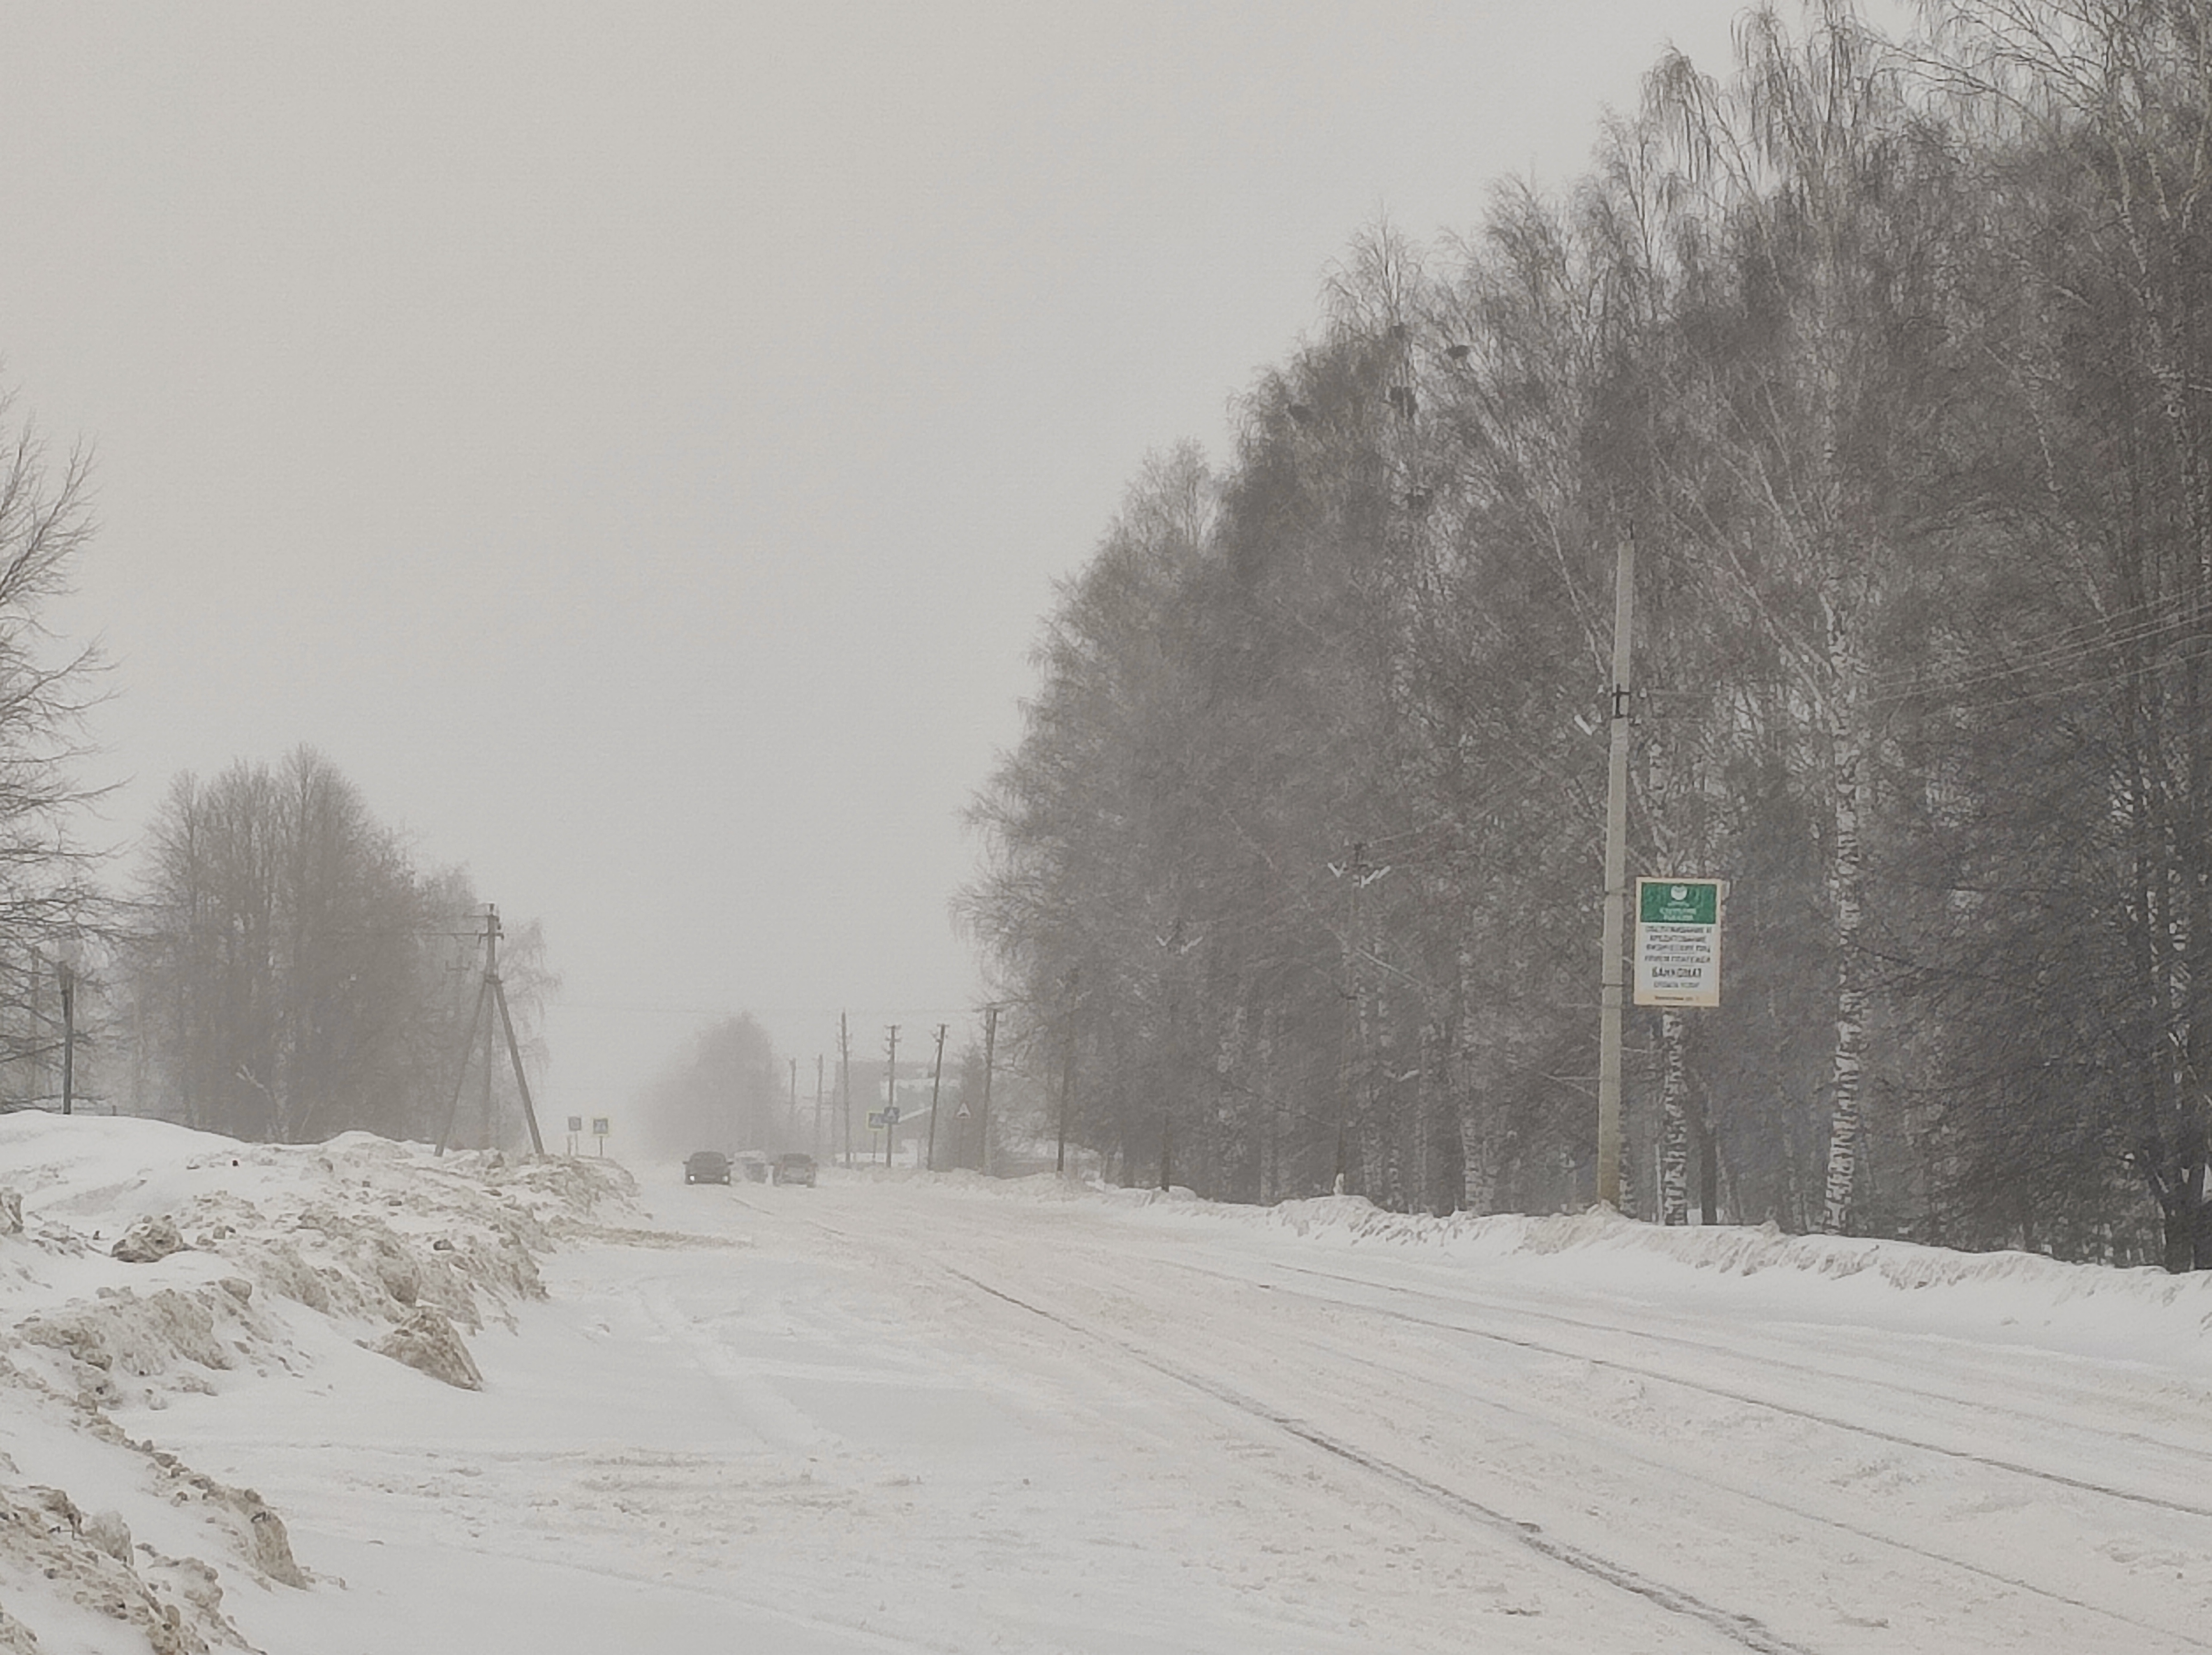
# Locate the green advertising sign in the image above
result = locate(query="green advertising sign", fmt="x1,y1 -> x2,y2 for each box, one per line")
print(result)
1639,880 -> 1719,926
1634,878 -> 1723,1007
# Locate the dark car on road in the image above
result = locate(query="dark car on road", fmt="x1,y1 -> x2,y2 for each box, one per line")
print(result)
774,1153 -> 817,1186
684,1150 -> 730,1185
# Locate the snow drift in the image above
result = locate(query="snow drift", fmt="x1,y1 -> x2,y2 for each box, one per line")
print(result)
0,1114 -> 632,1652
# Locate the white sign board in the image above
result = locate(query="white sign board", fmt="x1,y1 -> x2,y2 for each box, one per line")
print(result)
1634,879 -> 1723,1008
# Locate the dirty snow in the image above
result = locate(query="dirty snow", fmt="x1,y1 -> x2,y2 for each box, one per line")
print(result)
1,1113 -> 2209,1653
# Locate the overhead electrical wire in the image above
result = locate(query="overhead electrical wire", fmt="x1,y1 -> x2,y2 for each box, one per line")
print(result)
1868,588 -> 2212,706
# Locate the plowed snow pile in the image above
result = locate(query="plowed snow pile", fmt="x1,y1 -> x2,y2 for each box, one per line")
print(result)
0,1114 -> 633,1652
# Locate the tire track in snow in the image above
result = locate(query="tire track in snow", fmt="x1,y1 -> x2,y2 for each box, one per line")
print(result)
987,1239 -> 2212,1655
1167,1254 -> 2212,1522
766,1188 -> 2212,1655
1182,1279 -> 2212,1654
630,1268 -> 827,1452
929,1261 -> 1822,1655
744,1196 -> 1815,1651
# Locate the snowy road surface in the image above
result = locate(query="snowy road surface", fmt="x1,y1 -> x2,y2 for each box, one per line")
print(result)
3,1119 -> 2210,1654
132,1166 -> 2212,1654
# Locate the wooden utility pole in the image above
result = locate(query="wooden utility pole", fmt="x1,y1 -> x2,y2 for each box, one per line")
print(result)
788,1058 -> 798,1145
480,956 -> 495,1148
883,1024 -> 900,1166
440,964 -> 489,1154
488,907 -> 545,1154
978,1004 -> 999,1176
1596,536 -> 1636,1211
437,905 -> 545,1157
839,1013 -> 852,1167
924,1022 -> 947,1170
815,1053 -> 826,1161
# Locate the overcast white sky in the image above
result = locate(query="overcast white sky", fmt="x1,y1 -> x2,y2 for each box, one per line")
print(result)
0,2 -> 1894,1118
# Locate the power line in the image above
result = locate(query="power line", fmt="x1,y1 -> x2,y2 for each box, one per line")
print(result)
1873,633 -> 2212,712
1868,592 -> 2212,705
559,1001 -> 983,1019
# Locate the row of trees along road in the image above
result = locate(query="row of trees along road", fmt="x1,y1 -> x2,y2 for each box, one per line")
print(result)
0,396 -> 102,1111
962,0 -> 2212,1269
115,748 -> 555,1147
0,391 -> 555,1144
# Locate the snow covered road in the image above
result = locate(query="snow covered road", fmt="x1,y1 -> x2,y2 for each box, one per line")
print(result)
8,1123 -> 2212,1653
144,1168 -> 2212,1654
734,1176 -> 2212,1654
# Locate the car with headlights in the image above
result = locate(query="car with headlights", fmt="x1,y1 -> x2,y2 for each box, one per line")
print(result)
683,1150 -> 730,1185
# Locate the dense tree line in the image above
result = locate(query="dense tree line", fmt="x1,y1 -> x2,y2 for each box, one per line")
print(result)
0,394 -> 104,1111
116,747 -> 553,1147
0,392 -> 559,1144
964,0 -> 2212,1267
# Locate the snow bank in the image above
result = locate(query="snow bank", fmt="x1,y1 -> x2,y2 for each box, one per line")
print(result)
868,1164 -> 2212,1363
0,1113 -> 636,1652
1255,1196 -> 2212,1325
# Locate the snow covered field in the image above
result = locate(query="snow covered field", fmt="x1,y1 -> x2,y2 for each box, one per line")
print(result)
2,1114 -> 2210,1653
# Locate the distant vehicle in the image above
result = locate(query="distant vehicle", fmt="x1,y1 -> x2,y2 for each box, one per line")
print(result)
774,1153 -> 817,1186
683,1150 -> 730,1185
737,1153 -> 772,1183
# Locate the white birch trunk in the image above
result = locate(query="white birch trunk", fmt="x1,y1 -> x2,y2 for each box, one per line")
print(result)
1659,1008 -> 1690,1226
1452,944 -> 1495,1216
1821,689 -> 1870,1235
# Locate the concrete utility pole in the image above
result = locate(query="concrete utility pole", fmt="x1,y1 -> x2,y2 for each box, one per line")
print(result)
788,1058 -> 798,1146
1158,920 -> 1185,1194
815,1053 -> 826,1161
923,1023 -> 948,1171
1328,846 -> 1389,1193
978,1004 -> 999,1176
1337,841 -> 1368,1192
883,1024 -> 900,1167
1596,535 -> 1636,1211
1057,970 -> 1078,1175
